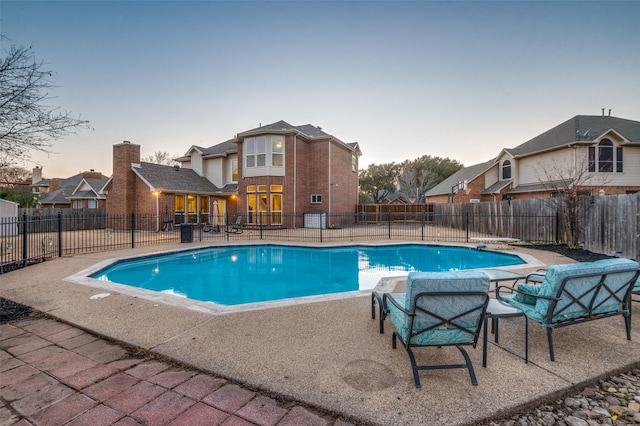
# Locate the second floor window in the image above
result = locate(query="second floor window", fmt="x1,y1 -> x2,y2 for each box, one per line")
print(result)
502,160 -> 512,180
245,136 -> 266,168
588,139 -> 623,173
231,159 -> 238,182
243,136 -> 285,178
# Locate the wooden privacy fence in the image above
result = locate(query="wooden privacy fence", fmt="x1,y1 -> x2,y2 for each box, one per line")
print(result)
578,192 -> 639,261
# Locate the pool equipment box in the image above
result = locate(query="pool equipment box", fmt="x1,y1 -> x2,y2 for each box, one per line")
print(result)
304,212 -> 327,229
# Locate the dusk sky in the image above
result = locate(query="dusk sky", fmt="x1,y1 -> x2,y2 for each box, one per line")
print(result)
2,1 -> 639,179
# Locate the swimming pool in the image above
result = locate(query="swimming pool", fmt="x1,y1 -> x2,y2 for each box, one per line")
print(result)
90,244 -> 525,306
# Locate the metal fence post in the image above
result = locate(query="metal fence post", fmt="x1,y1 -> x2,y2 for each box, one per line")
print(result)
465,211 -> 470,242
22,213 -> 28,267
58,212 -> 63,257
555,210 -> 560,243
225,212 -> 230,241
387,209 -> 391,239
421,205 -> 425,241
131,212 -> 135,248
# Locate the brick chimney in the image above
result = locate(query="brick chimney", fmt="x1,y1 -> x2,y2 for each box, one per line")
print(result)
49,179 -> 60,191
82,169 -> 103,180
106,141 -> 140,216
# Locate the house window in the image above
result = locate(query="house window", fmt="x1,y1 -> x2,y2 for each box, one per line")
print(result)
502,160 -> 512,180
588,139 -> 622,173
231,159 -> 238,182
272,137 -> 284,167
352,154 -> 357,172
243,135 -> 285,176
246,185 -> 267,225
72,200 -> 82,209
175,195 -> 186,224
245,136 -> 266,168
88,199 -> 97,209
311,194 -> 322,204
270,185 -> 282,225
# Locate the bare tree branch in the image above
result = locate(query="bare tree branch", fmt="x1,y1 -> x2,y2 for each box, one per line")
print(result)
0,44 -> 92,167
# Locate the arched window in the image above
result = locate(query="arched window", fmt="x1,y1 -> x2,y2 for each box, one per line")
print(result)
588,139 -> 622,173
502,160 -> 512,180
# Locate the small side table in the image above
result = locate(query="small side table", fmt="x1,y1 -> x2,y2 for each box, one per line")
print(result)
482,298 -> 527,367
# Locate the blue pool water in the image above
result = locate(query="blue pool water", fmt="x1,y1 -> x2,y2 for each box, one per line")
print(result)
91,244 -> 525,306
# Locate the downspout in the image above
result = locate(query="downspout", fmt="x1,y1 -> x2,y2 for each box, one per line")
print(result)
328,139 -> 332,218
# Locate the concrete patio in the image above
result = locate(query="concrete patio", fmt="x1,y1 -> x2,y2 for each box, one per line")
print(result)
1,242 -> 639,425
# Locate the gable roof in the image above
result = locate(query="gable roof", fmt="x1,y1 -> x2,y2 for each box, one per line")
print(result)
201,139 -> 237,157
237,120 -> 360,154
240,120 -> 332,139
508,115 -> 640,158
132,162 -> 221,195
39,173 -> 110,205
426,160 -> 495,196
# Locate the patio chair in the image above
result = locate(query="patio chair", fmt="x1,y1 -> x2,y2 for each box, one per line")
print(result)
225,216 -> 243,234
375,271 -> 490,388
497,258 -> 639,362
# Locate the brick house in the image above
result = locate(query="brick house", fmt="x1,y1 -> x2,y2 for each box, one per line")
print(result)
232,121 -> 361,226
33,169 -> 109,209
104,120 -> 361,228
426,114 -> 640,203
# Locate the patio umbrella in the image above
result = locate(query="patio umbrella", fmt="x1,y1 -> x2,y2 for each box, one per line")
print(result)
212,201 -> 219,231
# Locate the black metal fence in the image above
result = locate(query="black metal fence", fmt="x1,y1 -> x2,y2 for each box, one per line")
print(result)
0,210 -> 558,274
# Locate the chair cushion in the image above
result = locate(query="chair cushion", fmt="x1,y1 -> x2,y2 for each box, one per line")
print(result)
534,259 -> 639,321
534,262 -> 603,317
388,271 -> 490,346
514,283 -> 541,305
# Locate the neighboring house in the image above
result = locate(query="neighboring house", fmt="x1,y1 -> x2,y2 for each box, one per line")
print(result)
104,120 -> 361,228
378,191 -> 412,205
426,114 -> 640,203
34,169 -> 109,209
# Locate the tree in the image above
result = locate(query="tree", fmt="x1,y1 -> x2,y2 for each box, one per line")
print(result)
0,185 -> 35,207
142,150 -> 179,166
398,155 -> 463,202
0,164 -> 30,184
535,156 -> 610,248
0,43 -> 91,167
358,162 -> 400,203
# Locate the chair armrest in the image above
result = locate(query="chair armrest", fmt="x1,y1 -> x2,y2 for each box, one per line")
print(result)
495,284 -> 515,299
383,293 -> 412,316
526,269 -> 547,283
496,284 -> 559,303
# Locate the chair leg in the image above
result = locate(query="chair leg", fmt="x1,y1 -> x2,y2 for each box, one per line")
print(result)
482,316 -> 489,368
371,293 -> 385,334
525,318 -> 529,364
625,309 -> 631,341
405,347 -> 422,388
456,346 -> 478,386
546,328 -> 555,362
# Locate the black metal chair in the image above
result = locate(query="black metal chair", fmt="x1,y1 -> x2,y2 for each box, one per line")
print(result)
373,271 -> 490,388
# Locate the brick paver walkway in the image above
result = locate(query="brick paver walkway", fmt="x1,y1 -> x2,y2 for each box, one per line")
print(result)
1,316 -> 357,426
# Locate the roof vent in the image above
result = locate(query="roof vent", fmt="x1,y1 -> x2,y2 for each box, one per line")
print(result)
173,165 -> 180,171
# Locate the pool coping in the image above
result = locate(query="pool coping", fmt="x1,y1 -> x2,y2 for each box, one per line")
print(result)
65,241 -> 545,316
